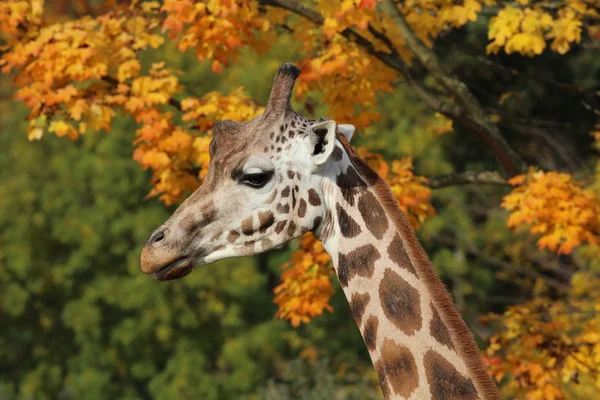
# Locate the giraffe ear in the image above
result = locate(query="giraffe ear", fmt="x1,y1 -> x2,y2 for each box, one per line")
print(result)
309,120 -> 337,167
338,124 -> 355,142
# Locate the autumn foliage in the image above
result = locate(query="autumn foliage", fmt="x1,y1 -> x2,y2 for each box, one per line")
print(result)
502,169 -> 600,255
485,272 -> 600,400
2,0 -> 600,398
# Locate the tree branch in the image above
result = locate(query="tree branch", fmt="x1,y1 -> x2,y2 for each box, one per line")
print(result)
435,235 -> 570,291
384,0 -> 527,177
427,170 -> 508,189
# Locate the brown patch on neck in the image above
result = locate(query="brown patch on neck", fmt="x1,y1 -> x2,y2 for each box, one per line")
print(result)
379,268 -> 422,335
374,360 -> 391,399
336,166 -> 367,206
363,315 -> 379,351
430,303 -> 456,351
424,350 -> 480,400
387,234 -> 417,277
349,292 -> 370,325
336,133 -> 501,400
379,339 -> 419,398
357,190 -> 388,239
335,203 -> 362,238
337,244 -> 381,287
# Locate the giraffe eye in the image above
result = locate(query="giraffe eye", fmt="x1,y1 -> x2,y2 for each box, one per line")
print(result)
240,171 -> 273,188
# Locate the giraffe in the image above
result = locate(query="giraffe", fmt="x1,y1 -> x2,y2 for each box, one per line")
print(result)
140,63 -> 501,400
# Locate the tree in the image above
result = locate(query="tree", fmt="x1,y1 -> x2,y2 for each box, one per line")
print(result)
1,0 -> 599,398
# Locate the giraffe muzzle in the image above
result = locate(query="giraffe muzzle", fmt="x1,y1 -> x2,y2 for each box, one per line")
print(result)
152,256 -> 193,281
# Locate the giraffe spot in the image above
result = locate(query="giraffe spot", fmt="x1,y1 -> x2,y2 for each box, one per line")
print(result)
312,216 -> 322,230
263,146 -> 269,152
261,238 -> 273,251
337,244 -> 380,287
270,131 -> 275,139
241,215 -> 254,236
387,234 -> 417,276
277,147 -> 282,152
279,125 -> 285,133
275,220 -> 287,234
349,293 -> 370,325
331,146 -> 343,161
298,199 -> 307,218
297,172 -> 302,181
358,191 -> 388,240
374,360 -> 391,400
291,190 -> 297,209
287,221 -> 296,237
363,315 -> 379,351
430,304 -> 455,351
380,339 -> 419,398
379,268 -> 422,335
258,211 -> 275,233
424,350 -> 480,400
276,135 -> 281,143
227,231 -> 240,243
300,226 -> 309,234
277,203 -> 290,214
336,166 -> 367,206
281,186 -> 291,197
308,188 -> 321,206
287,170 -> 295,179
336,204 -> 361,238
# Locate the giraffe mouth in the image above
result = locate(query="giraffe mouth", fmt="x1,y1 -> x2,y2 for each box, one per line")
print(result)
153,257 -> 193,281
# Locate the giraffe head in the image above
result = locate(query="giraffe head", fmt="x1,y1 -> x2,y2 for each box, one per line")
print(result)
141,63 -> 355,280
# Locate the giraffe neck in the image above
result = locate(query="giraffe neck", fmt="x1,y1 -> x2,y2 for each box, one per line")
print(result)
315,137 -> 500,400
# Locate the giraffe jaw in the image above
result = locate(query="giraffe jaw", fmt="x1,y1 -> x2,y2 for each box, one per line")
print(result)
153,256 -> 193,281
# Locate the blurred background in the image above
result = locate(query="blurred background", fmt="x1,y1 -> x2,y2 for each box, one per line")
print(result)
1,0 -> 599,399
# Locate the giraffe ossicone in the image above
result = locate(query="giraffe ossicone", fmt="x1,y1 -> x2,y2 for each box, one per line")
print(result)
140,62 -> 501,400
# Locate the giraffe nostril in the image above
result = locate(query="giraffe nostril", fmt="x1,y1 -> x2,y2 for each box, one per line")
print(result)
148,230 -> 165,245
